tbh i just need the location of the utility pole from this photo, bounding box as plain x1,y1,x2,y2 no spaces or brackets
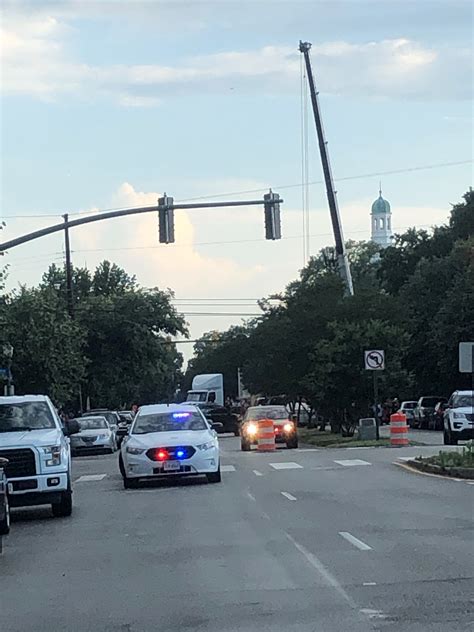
299,40,354,296
63,214,74,319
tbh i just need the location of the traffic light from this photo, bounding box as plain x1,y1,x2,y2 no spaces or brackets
264,190,281,240
158,194,175,244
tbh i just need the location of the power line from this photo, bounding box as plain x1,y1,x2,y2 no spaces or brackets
2,159,471,220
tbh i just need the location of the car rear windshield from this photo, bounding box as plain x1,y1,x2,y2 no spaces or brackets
403,402,417,409
0,402,56,432
245,407,289,421
83,412,117,425
132,411,207,434
421,398,446,407
78,417,108,430
453,395,474,408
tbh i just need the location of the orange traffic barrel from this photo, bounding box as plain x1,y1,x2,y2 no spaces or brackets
257,419,276,451
390,412,409,446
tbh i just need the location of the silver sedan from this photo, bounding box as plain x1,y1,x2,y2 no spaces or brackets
70,416,117,455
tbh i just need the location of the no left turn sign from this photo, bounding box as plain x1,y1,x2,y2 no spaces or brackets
365,350,385,370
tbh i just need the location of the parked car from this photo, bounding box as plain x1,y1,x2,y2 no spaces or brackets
432,401,449,430
443,390,474,445
70,416,117,455
240,405,298,450
399,401,417,426
0,457,10,541
82,410,120,435
413,396,447,429
0,395,79,518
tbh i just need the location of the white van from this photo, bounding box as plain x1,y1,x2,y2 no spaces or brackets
0,395,79,517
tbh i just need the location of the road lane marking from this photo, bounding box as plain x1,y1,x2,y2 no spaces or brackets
253,469,263,476
285,533,356,607
339,532,372,551
246,491,257,502
363,582,377,586
345,447,373,450
297,448,319,452
221,465,236,472
334,459,372,467
75,474,107,482
270,462,303,470
281,491,297,501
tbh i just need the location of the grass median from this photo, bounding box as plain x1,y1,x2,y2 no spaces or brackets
298,428,423,448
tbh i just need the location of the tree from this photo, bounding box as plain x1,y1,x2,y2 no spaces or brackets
92,260,136,296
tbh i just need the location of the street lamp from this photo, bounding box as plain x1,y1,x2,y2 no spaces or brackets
2,343,14,396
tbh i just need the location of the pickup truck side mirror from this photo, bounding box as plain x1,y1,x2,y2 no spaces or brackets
64,419,80,436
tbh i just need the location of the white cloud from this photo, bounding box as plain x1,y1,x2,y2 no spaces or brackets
0,6,470,103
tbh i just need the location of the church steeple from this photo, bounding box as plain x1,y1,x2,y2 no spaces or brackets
371,186,393,247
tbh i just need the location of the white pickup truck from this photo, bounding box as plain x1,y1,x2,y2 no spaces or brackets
0,395,79,517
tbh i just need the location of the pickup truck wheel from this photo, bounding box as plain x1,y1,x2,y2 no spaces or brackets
52,491,72,518
241,440,251,451
0,495,10,536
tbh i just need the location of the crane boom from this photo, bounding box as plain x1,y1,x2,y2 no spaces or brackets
299,40,354,296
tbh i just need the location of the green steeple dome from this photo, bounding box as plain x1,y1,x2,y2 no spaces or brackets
371,187,391,215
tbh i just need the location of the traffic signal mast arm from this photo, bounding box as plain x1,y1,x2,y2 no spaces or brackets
299,40,354,296
0,193,284,252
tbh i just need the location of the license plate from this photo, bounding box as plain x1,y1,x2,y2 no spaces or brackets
164,461,180,471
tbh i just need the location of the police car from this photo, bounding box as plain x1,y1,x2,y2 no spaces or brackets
119,404,222,488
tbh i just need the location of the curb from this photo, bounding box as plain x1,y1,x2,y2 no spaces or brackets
394,460,474,482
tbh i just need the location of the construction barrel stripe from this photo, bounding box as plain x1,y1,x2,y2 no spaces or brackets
257,419,276,451
390,412,409,446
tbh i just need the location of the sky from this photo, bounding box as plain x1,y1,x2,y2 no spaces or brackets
1,0,472,361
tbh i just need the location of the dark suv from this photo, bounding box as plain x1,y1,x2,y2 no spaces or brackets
188,403,240,436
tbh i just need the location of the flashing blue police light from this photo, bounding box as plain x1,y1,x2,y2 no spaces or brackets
176,449,185,459
172,412,190,419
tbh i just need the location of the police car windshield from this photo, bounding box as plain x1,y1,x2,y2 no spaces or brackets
0,402,56,431
132,411,207,434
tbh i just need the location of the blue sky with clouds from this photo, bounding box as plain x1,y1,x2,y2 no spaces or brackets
1,0,472,356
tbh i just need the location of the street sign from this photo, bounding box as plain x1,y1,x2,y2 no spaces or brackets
0,368,8,379
365,350,385,371
459,342,474,373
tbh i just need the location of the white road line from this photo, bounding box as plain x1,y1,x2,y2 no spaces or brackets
297,448,319,452
246,491,256,502
339,532,372,551
398,456,414,462
221,465,236,472
467,481,474,485
270,462,303,470
75,474,107,482
285,533,356,607
345,447,374,450
281,491,297,501
363,582,377,586
334,459,372,467
253,469,263,476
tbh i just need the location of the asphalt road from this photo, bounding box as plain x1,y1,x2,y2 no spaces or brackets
1,438,473,632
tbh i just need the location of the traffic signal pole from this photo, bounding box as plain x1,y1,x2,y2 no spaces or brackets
299,41,354,296
0,194,283,252
63,214,74,319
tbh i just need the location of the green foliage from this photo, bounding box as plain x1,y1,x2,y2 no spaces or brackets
3,260,187,410
185,189,473,419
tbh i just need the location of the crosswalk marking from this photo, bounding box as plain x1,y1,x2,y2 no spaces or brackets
253,470,263,476
76,474,107,482
270,462,304,470
221,465,236,472
334,459,372,467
